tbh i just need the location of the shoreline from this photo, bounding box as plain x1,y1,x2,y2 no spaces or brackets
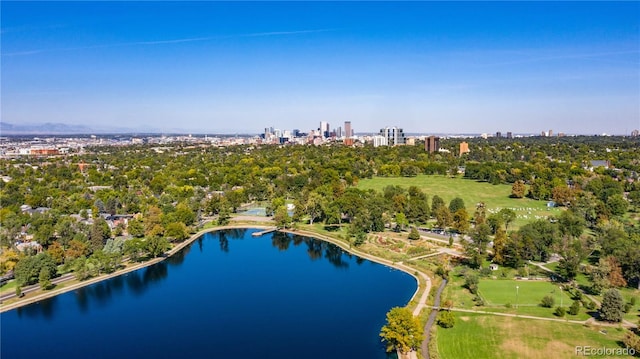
0,224,430,315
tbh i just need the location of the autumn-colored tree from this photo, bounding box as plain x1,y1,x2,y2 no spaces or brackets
66,239,90,262
607,256,628,288
552,185,575,206
493,227,507,265
435,206,452,229
47,241,65,264
511,180,526,198
379,307,423,354
144,206,163,236
452,208,470,234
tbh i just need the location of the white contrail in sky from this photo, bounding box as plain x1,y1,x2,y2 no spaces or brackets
2,29,334,56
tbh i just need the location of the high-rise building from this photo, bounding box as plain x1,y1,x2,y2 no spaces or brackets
372,135,388,147
345,121,352,139
631,129,640,137
460,142,470,156
549,129,553,137
320,121,330,138
425,136,440,153
379,127,405,146
336,126,342,138
496,132,502,138
506,132,513,139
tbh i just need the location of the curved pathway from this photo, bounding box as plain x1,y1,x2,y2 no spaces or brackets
420,279,448,359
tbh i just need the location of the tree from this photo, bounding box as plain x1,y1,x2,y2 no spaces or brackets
379,307,423,354
39,267,52,290
448,197,465,214
492,227,507,265
90,217,111,251
511,180,526,198
569,300,581,315
66,239,90,262
146,236,170,258
452,208,470,234
437,310,455,328
607,256,627,288
305,192,324,225
127,218,145,237
606,195,628,217
498,208,516,231
431,195,445,215
273,206,292,228
47,241,65,265
165,222,189,242
408,227,420,240
552,185,575,206
124,238,146,262
144,206,163,236
435,206,452,229
558,210,585,239
599,289,624,322
217,206,231,226
554,306,566,317
395,212,408,231
464,272,479,294
623,329,640,354
14,253,57,286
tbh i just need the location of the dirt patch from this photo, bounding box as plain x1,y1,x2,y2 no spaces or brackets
459,316,470,321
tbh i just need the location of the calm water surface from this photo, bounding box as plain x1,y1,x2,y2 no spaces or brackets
1,229,415,358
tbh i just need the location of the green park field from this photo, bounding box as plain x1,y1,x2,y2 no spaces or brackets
357,175,561,228
478,279,573,307
436,313,629,359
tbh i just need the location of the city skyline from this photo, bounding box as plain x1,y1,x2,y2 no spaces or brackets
2,2,639,135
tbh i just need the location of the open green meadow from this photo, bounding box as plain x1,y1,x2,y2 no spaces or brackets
357,175,560,228
436,313,629,359
478,279,573,307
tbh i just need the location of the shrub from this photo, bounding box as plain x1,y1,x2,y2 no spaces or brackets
437,310,455,328
473,296,485,306
464,273,479,294
572,289,583,301
554,306,566,317
408,227,420,240
541,295,555,308
624,303,632,313
630,297,637,306
586,300,597,311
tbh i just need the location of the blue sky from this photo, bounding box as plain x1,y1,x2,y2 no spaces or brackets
2,1,639,135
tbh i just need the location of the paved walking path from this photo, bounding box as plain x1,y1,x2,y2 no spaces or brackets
421,279,448,359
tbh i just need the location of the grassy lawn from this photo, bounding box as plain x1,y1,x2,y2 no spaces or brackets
436,313,629,359
0,280,17,296
357,175,561,228
479,279,573,307
477,279,594,320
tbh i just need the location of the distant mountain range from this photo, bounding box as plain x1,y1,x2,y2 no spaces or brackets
0,122,172,135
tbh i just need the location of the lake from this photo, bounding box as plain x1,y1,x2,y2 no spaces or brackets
1,228,416,359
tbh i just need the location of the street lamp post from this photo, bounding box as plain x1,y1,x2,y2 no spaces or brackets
559,286,563,308
516,285,519,310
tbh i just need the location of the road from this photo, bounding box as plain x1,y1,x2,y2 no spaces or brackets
0,273,75,302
